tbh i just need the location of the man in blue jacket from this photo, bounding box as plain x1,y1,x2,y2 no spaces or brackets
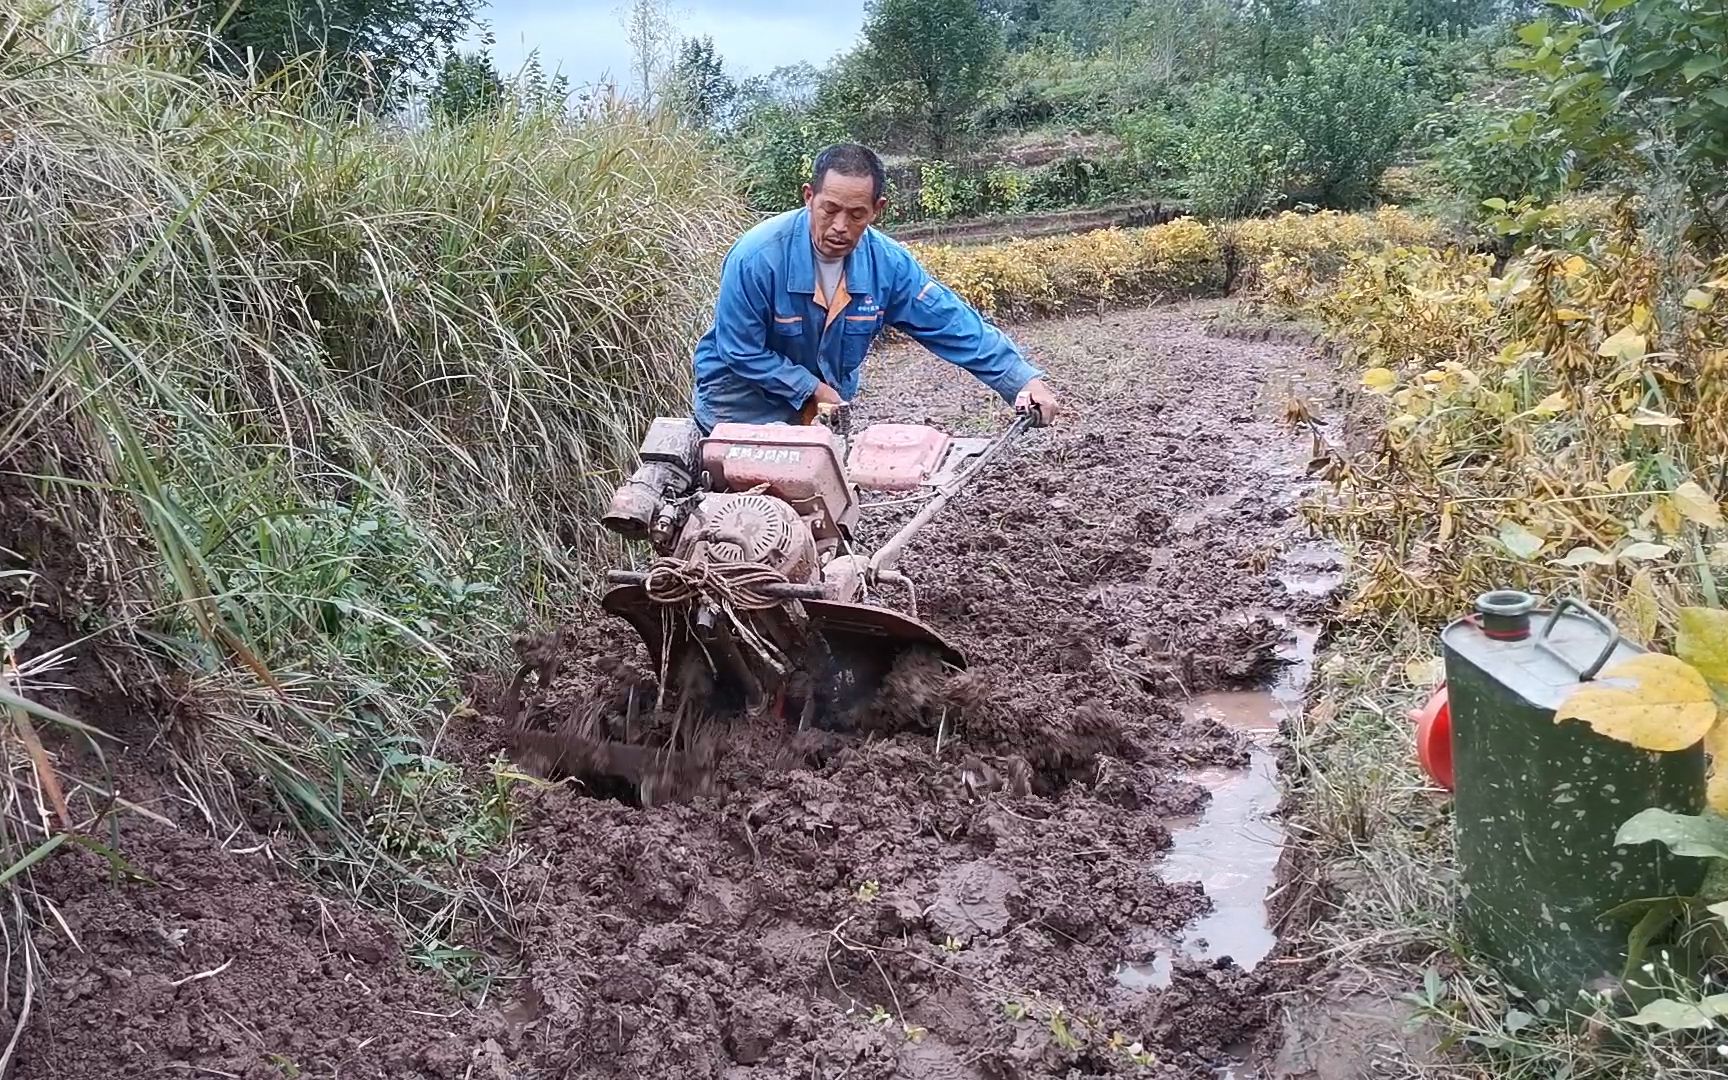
692,143,1059,432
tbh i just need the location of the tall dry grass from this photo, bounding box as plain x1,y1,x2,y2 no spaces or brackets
1,5,742,979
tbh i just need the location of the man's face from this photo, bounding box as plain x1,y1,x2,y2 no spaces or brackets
803,171,885,260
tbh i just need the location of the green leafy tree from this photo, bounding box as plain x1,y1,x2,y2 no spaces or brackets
1240,0,1316,82
430,47,503,122
1506,0,1728,241
1183,81,1290,218
194,0,480,100
1268,33,1418,207
666,36,737,131
862,0,1004,156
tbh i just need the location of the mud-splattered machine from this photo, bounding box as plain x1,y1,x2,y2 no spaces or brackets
598,405,1037,725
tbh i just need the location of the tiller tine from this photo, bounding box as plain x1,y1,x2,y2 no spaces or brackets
601,584,968,726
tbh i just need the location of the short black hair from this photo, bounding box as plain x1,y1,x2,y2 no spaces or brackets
811,143,886,202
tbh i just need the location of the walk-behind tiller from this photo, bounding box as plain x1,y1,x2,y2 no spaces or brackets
595,403,1040,729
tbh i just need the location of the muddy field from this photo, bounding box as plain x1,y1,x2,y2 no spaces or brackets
12,302,1343,1079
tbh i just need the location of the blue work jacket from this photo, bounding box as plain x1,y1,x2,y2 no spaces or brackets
692,207,1042,430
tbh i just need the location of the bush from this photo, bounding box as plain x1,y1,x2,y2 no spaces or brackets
730,103,846,212
1114,107,1189,185
1182,82,1289,219
1267,34,1420,208
1427,90,1573,217
908,208,1437,318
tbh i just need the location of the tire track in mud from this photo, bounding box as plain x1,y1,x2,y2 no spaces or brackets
478,302,1341,1079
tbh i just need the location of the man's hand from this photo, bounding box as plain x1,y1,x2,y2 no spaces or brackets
812,382,846,407
1014,378,1059,427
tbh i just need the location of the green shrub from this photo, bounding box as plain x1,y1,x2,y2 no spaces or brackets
918,160,963,217
1183,83,1290,219
1114,107,1189,184
730,104,846,212
1426,90,1572,215
1267,34,1419,208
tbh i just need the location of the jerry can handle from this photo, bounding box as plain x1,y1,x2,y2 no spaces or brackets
1535,596,1621,681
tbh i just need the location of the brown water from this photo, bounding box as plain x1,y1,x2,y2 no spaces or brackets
1116,607,1321,992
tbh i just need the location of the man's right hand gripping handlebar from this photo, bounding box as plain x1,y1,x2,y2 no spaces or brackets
1014,377,1059,427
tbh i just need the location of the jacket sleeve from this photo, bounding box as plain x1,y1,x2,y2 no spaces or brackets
712,248,820,407
881,244,1043,403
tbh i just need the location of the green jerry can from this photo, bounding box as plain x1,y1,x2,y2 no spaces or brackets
1442,590,1708,999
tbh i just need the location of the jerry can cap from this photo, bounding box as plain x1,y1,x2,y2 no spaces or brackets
1476,589,1537,640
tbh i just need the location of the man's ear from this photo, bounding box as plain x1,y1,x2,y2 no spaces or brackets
802,183,815,206
872,196,887,219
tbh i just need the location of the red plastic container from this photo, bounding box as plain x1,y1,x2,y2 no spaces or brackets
1411,685,1454,791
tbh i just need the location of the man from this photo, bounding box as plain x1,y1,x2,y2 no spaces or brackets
692,143,1059,432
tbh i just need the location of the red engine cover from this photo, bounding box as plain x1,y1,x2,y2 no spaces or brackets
846,424,952,492
700,424,858,537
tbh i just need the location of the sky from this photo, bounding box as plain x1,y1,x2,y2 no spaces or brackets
468,2,866,91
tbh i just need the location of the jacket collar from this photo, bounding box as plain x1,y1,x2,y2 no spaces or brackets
784,206,879,302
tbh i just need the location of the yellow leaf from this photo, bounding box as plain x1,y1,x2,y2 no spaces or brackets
1555,654,1716,751
1673,481,1724,528
1626,568,1661,641
1606,462,1637,491
1559,546,1615,567
1561,255,1589,278
1404,657,1443,687
1655,497,1685,537
1552,308,1590,322
1707,717,1728,814
1499,520,1545,560
1631,408,1682,428
1632,303,1654,332
1362,367,1396,393
1599,325,1648,362
1677,607,1728,687
1531,391,1569,415
1619,541,1674,562
1684,288,1716,312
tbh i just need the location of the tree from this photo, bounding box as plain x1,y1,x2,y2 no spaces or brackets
1267,33,1418,207
194,0,480,101
666,36,736,131
862,0,1004,156
619,0,679,105
1506,0,1728,243
431,43,504,123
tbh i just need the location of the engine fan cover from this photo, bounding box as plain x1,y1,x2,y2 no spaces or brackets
682,492,818,583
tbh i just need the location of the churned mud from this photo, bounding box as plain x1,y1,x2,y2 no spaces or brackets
11,302,1345,1079
467,302,1343,1079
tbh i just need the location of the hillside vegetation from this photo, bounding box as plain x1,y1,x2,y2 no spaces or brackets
2,11,740,963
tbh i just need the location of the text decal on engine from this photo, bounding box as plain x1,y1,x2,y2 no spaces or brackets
725,446,805,465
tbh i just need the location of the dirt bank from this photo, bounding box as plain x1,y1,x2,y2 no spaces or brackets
11,302,1340,1079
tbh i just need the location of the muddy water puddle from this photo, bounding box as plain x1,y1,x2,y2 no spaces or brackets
1117,745,1282,990
1279,542,1346,597
1117,593,1325,992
